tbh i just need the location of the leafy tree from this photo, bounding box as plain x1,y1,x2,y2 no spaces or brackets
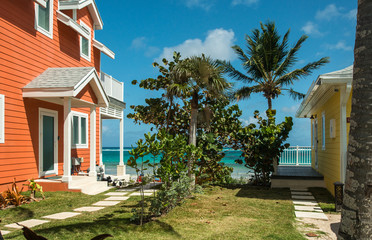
172,54,231,176
233,110,293,185
339,1,372,239
218,21,329,110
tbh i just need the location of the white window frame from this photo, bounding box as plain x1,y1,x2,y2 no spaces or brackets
322,112,326,150
35,0,54,39
72,111,88,149
0,94,4,144
80,21,91,62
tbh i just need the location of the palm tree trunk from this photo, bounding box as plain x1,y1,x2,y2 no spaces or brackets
188,91,198,177
267,98,272,110
339,1,372,239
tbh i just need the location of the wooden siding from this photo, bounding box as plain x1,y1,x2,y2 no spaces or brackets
311,92,341,195
76,83,98,104
0,0,102,189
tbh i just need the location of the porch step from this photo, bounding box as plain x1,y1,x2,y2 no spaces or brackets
68,176,111,195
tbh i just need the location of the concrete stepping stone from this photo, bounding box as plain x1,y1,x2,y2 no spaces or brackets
116,188,139,192
92,201,120,206
104,196,129,201
74,206,105,212
294,205,323,212
291,191,312,196
143,189,158,193
5,219,50,229
105,192,127,196
43,212,81,220
290,188,308,192
292,195,315,200
1,230,11,235
295,211,328,220
293,200,319,206
129,192,153,196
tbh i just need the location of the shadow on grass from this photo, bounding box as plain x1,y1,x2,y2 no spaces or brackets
233,185,292,201
5,217,182,240
3,206,34,221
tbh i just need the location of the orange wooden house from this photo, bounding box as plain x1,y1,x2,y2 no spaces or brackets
0,0,126,194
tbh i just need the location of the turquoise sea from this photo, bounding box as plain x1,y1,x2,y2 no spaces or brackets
102,147,251,179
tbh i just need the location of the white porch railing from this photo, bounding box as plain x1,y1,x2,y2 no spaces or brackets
100,72,123,101
279,146,312,166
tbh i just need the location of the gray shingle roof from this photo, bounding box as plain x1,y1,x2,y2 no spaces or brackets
24,67,95,89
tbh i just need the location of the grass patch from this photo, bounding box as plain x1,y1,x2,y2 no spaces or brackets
308,187,338,214
1,186,305,240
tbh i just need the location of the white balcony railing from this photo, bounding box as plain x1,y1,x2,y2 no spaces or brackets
279,146,312,166
100,72,123,102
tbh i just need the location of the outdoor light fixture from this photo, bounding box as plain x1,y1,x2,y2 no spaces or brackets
310,115,314,119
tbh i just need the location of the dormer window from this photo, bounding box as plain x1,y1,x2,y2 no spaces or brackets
80,21,91,62
35,0,54,39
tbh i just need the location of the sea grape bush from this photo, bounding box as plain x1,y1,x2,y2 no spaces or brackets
233,110,293,185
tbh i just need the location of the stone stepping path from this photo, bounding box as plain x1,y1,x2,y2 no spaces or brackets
5,219,50,229
1,184,159,235
105,192,128,196
129,192,153,196
43,212,81,220
92,200,121,206
105,196,129,201
291,188,328,221
1,230,11,235
74,206,105,212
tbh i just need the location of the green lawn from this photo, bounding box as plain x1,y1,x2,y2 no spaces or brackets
1,186,305,240
308,187,338,214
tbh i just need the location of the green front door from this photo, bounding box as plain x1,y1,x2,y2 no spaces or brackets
40,109,58,176
43,115,54,172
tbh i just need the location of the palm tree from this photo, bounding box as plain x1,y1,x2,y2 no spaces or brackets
338,1,372,239
218,21,329,110
173,54,231,176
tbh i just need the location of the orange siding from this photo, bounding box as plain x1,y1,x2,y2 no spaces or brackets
0,0,102,189
76,84,98,104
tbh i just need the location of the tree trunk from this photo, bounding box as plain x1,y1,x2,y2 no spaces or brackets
339,1,372,239
267,98,272,110
188,92,198,177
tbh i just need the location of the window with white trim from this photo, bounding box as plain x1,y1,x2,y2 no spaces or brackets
322,112,325,150
72,112,88,148
35,0,54,39
0,94,4,144
80,21,91,61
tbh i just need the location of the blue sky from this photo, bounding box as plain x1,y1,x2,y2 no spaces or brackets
95,0,357,147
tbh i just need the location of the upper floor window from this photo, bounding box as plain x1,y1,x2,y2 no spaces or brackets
80,21,91,61
72,112,88,148
35,0,54,39
0,94,4,144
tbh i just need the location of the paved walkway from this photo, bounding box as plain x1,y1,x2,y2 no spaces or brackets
1,185,157,236
291,188,328,220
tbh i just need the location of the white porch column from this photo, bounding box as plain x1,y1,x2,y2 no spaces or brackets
340,83,352,183
117,117,126,176
99,114,103,166
62,97,72,182
89,106,97,177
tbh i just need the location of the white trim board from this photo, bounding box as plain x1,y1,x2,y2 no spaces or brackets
0,94,4,143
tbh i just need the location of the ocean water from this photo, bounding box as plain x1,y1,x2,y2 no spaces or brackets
102,147,251,179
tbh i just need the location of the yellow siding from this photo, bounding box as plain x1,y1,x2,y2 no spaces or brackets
311,92,341,195
346,92,352,143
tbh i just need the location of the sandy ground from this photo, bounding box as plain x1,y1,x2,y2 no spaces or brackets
296,214,341,240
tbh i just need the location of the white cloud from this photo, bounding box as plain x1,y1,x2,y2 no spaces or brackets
158,28,236,61
346,9,357,20
184,0,213,11
240,116,258,126
315,4,341,21
282,104,300,114
131,37,147,49
325,41,353,51
232,0,259,6
130,37,160,57
301,21,322,36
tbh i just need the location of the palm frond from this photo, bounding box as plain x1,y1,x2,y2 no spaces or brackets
217,60,256,84
232,85,261,101
277,56,330,85
285,88,306,101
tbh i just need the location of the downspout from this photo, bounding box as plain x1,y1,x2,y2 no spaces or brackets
340,82,352,183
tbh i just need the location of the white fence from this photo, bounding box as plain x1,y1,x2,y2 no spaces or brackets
101,72,123,101
279,146,312,166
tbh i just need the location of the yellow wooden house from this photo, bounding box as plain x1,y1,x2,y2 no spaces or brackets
296,65,353,195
